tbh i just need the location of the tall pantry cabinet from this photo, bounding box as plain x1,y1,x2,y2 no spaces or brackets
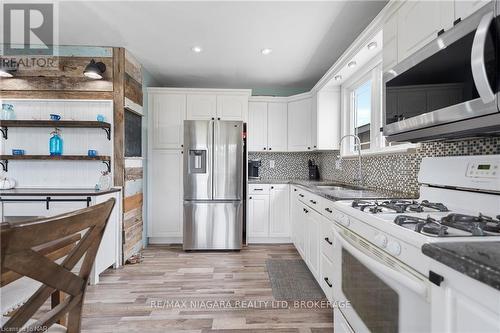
148,88,251,243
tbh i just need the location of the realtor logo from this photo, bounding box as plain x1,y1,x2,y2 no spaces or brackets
3,3,54,55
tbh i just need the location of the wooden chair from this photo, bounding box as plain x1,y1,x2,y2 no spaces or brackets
1,198,115,333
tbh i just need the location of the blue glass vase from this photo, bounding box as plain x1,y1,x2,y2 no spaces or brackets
49,129,63,156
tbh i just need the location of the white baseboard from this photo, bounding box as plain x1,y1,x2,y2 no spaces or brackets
148,237,182,244
248,237,292,244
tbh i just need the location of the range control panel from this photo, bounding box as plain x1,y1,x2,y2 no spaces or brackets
466,162,499,179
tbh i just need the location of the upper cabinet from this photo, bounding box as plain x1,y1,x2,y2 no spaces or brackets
267,102,288,152
151,92,186,149
217,94,249,121
248,101,268,152
397,0,454,63
288,96,312,151
187,94,217,120
313,88,341,150
383,11,398,72
455,0,490,21
248,99,288,152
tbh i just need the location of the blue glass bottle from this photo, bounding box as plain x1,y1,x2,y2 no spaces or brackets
49,129,63,156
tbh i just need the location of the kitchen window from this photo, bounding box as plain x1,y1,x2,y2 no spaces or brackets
352,80,372,151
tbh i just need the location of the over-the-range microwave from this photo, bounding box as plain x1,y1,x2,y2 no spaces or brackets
383,0,500,142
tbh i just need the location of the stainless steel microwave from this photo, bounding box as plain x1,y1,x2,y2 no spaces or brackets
383,0,500,142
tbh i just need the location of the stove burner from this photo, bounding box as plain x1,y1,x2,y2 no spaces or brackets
352,199,449,214
441,213,500,236
394,215,449,237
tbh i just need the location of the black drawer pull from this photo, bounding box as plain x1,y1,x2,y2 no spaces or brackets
254,188,263,191
299,194,304,198
325,208,333,213
294,189,297,192
324,277,333,288
303,208,309,213
324,237,332,245
310,200,317,204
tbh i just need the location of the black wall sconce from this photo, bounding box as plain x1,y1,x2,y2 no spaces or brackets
83,59,106,79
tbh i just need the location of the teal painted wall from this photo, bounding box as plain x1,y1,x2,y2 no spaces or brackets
251,87,309,97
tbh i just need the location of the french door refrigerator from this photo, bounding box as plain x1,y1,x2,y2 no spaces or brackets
183,120,244,250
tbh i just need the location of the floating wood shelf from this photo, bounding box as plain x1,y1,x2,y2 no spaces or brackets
0,120,112,140
0,155,111,172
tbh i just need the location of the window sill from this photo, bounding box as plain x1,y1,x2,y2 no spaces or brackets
341,143,418,158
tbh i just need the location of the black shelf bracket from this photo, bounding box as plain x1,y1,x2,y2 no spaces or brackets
102,127,111,140
0,160,8,172
1,127,7,140
102,160,111,172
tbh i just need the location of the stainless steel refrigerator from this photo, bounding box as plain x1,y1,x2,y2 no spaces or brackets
183,120,244,250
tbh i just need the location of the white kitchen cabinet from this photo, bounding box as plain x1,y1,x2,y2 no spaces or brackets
290,187,305,258
186,94,217,120
217,94,248,121
455,0,490,21
397,0,454,62
151,92,186,149
269,184,290,237
430,260,500,333
149,150,183,240
313,88,341,150
320,253,334,301
383,10,398,72
288,97,312,151
267,102,288,152
247,194,270,238
248,102,268,152
305,208,321,279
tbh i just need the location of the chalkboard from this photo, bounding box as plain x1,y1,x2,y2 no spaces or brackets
125,110,142,157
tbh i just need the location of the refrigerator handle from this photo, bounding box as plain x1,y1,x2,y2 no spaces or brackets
208,119,214,199
213,119,219,198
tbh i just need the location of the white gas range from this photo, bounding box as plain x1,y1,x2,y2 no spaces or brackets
329,155,500,333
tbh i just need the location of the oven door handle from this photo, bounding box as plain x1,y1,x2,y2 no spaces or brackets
471,11,496,104
332,226,428,297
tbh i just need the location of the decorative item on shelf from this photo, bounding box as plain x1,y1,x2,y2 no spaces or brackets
98,171,112,191
12,149,25,156
96,114,105,122
2,104,15,120
0,173,16,190
87,149,98,157
49,128,63,156
49,114,61,121
83,59,106,79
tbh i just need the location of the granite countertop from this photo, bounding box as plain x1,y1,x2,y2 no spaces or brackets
422,242,500,291
0,187,121,197
248,178,414,201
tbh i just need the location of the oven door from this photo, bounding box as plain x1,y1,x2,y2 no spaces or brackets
332,224,431,333
384,2,499,141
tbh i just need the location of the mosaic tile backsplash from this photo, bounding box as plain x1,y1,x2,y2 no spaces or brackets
250,137,500,196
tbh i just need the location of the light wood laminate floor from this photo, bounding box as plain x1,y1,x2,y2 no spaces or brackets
82,244,334,333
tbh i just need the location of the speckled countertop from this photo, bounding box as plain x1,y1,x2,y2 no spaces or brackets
422,242,500,291
248,178,414,201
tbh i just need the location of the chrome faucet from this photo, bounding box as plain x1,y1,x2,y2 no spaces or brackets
338,134,364,186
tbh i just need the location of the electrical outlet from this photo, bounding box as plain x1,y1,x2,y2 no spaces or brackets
335,160,341,170
270,160,275,168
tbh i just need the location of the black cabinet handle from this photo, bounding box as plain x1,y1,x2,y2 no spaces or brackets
269,147,272,151
314,145,317,148
325,208,332,213
263,147,267,150
453,17,461,26
294,189,297,192
211,117,215,120
437,28,445,36
249,196,252,199
324,237,332,245
303,208,309,213
299,194,304,198
324,277,333,288
254,188,263,191
217,117,221,120
270,186,274,189
310,200,317,204
307,147,311,150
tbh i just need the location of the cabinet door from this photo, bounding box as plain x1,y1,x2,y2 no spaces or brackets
150,150,183,237
288,98,312,151
216,95,248,121
383,11,398,71
248,102,268,152
397,0,454,62
187,94,217,120
455,0,489,21
247,194,270,238
267,102,288,152
306,210,321,279
269,185,289,238
152,93,186,149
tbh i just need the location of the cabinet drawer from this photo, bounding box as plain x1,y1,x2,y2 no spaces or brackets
320,253,334,302
248,184,270,195
305,193,321,210
320,219,335,262
319,197,336,220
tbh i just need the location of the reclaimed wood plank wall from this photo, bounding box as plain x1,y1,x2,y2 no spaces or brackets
122,50,144,261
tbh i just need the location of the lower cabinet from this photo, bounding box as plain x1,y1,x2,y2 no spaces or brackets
247,184,290,243
149,149,183,242
304,206,321,279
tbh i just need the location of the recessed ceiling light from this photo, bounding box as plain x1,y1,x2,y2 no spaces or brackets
191,46,203,53
347,60,357,68
367,41,377,50
334,75,342,81
261,48,272,55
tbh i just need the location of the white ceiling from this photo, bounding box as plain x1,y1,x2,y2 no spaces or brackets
58,1,387,93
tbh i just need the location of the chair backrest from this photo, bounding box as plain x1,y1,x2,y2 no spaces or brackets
1,198,115,333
